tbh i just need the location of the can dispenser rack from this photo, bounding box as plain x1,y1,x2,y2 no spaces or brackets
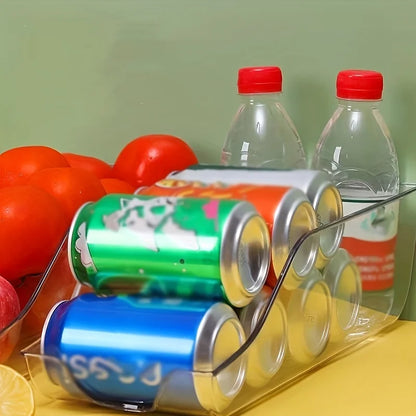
1,184,415,415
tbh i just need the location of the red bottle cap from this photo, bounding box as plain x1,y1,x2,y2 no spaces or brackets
336,69,383,100
237,66,283,94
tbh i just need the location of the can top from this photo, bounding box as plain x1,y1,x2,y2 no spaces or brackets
220,201,271,307
322,248,362,333
271,188,319,287
193,302,246,412
237,66,283,94
307,174,343,266
285,268,331,363
336,69,383,100
41,299,69,357
239,287,287,387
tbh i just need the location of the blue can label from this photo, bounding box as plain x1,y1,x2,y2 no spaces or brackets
42,295,215,405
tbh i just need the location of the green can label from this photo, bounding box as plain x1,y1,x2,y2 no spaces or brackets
69,194,242,300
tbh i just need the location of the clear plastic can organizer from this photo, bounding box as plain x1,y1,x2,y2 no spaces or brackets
9,184,416,415
0,236,87,375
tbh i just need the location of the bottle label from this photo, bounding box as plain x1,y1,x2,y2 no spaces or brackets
340,200,399,291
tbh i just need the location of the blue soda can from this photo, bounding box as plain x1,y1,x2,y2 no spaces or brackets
41,294,247,413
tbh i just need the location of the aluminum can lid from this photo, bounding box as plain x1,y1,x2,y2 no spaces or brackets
284,268,331,362
322,248,362,341
220,201,271,307
193,302,246,412
239,287,287,387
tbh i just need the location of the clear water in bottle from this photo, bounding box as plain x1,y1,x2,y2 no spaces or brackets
313,100,399,200
221,66,306,169
312,69,400,319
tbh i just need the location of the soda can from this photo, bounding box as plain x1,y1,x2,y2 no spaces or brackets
238,286,287,388
167,166,343,269
41,294,247,413
279,268,332,363
68,194,270,308
138,180,319,289
322,248,362,342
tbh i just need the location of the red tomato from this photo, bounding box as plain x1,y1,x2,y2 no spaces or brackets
112,134,198,188
12,274,42,312
28,167,106,225
100,178,135,194
63,152,113,179
0,185,68,282
19,246,83,336
0,146,69,188
12,232,92,338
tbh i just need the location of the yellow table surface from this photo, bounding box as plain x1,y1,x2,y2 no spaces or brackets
33,320,416,416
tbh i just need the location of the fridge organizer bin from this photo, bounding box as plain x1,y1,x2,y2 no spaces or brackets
0,234,88,374
16,185,416,414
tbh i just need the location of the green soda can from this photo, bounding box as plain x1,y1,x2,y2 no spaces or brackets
68,194,270,307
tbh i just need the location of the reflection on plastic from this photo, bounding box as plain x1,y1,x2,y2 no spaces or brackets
41,295,246,413
280,269,331,363
239,287,287,387
16,185,416,415
322,248,362,342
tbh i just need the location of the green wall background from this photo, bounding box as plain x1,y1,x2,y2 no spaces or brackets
1,0,416,316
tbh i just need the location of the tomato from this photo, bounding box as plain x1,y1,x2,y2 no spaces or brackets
100,178,135,194
18,245,82,336
28,167,106,225
13,274,42,312
0,146,69,188
0,185,68,282
13,230,91,338
112,134,198,188
63,152,113,179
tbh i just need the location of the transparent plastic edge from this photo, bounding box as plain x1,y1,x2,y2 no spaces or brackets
16,184,416,415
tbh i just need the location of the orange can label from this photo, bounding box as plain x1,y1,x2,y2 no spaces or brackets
140,179,291,230
139,179,294,286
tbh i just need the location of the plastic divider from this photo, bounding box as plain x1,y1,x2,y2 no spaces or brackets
4,185,416,415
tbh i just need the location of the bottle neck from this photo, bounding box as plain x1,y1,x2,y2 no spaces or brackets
239,92,282,104
337,98,381,111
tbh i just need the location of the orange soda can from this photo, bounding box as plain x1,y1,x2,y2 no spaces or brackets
137,179,319,288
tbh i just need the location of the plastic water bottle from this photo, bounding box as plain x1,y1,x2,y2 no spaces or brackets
311,69,400,317
221,66,307,168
